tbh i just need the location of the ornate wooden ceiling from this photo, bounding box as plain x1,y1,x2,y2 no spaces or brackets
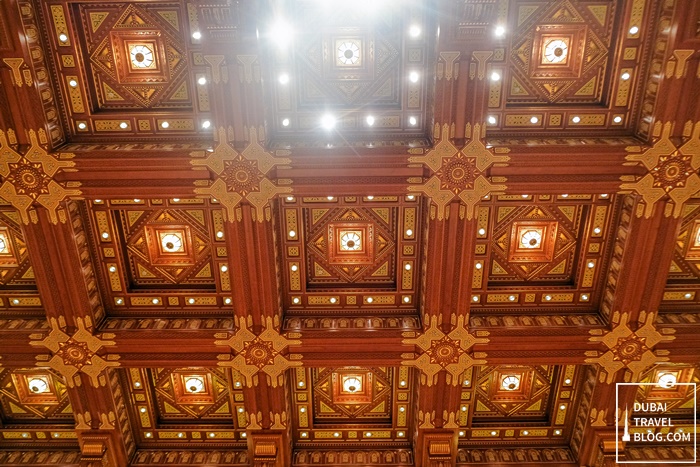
0,0,698,466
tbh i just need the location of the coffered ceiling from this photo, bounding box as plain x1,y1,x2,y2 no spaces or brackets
0,0,698,466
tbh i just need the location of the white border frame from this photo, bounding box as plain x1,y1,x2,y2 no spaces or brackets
616,382,696,464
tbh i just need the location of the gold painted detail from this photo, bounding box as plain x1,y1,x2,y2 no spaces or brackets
402,315,488,386
30,317,119,388
585,312,674,384
191,127,292,221
622,122,700,218
215,316,301,387
408,123,509,220
0,129,80,224
2,58,32,87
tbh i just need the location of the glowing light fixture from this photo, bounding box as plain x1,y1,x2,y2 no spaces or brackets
185,377,205,393
409,25,421,37
494,25,506,37
28,377,49,394
658,372,677,388
501,375,520,391
343,376,362,393
321,114,336,130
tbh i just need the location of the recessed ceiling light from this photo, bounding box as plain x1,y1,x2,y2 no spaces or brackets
407,195,415,200
69,79,78,88
161,121,169,128
544,295,552,301
523,430,529,435
145,432,152,438
278,73,290,84
134,381,141,388
405,263,411,270
508,295,516,301
109,266,116,273
282,118,290,127
530,116,539,124
403,296,410,303
366,115,375,126
202,120,211,129
629,26,639,35
291,264,298,272
555,430,561,435
78,122,87,130
572,116,581,123
406,229,413,236
152,298,159,304
209,433,216,438
58,33,68,43
366,297,374,303
560,404,566,410
409,116,417,126
101,232,109,239
119,122,128,129
270,20,294,49
321,114,336,130
621,72,631,80
216,231,224,238
188,298,195,304
140,407,147,413
333,432,340,437
197,76,207,85
192,31,202,40
613,116,623,123
221,265,228,272
494,25,506,37
133,199,141,202
330,297,337,303
478,228,486,235
565,378,572,384
488,116,496,125
225,298,232,305
399,380,406,386
491,431,497,436
327,196,334,201
409,25,421,37
409,71,419,83
116,298,124,305
398,431,405,437
684,293,692,298
289,230,296,237
178,432,184,438
293,297,300,304
581,294,589,301
587,261,595,268
490,71,501,81
472,295,479,302
593,227,601,234
241,433,247,438
475,262,482,270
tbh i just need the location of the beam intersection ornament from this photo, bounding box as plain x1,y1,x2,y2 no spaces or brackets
215,316,302,387
621,121,700,218
0,129,81,224
191,126,292,221
401,315,489,386
29,317,119,387
408,123,509,220
585,312,675,384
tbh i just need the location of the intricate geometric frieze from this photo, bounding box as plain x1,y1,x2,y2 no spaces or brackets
402,315,488,386
191,127,292,221
0,130,80,224
408,123,509,220
215,316,301,387
622,122,700,218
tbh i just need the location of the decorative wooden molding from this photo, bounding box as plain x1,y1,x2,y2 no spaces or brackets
0,130,80,224
408,123,509,220
401,315,488,386
585,312,675,383
621,121,700,218
215,316,301,387
191,126,291,221
29,317,119,388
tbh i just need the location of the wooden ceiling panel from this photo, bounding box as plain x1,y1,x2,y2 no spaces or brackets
0,208,42,315
662,200,700,310
120,368,248,445
292,366,414,445
281,196,423,315
85,200,232,316
38,1,208,140
471,194,616,311
262,0,433,145
0,368,72,423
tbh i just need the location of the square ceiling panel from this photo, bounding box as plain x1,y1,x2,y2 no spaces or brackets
280,196,423,315
85,199,232,316
262,0,432,145
121,368,248,445
0,369,73,423
292,367,414,444
662,201,700,310
38,1,210,140
470,194,616,312
0,208,42,316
